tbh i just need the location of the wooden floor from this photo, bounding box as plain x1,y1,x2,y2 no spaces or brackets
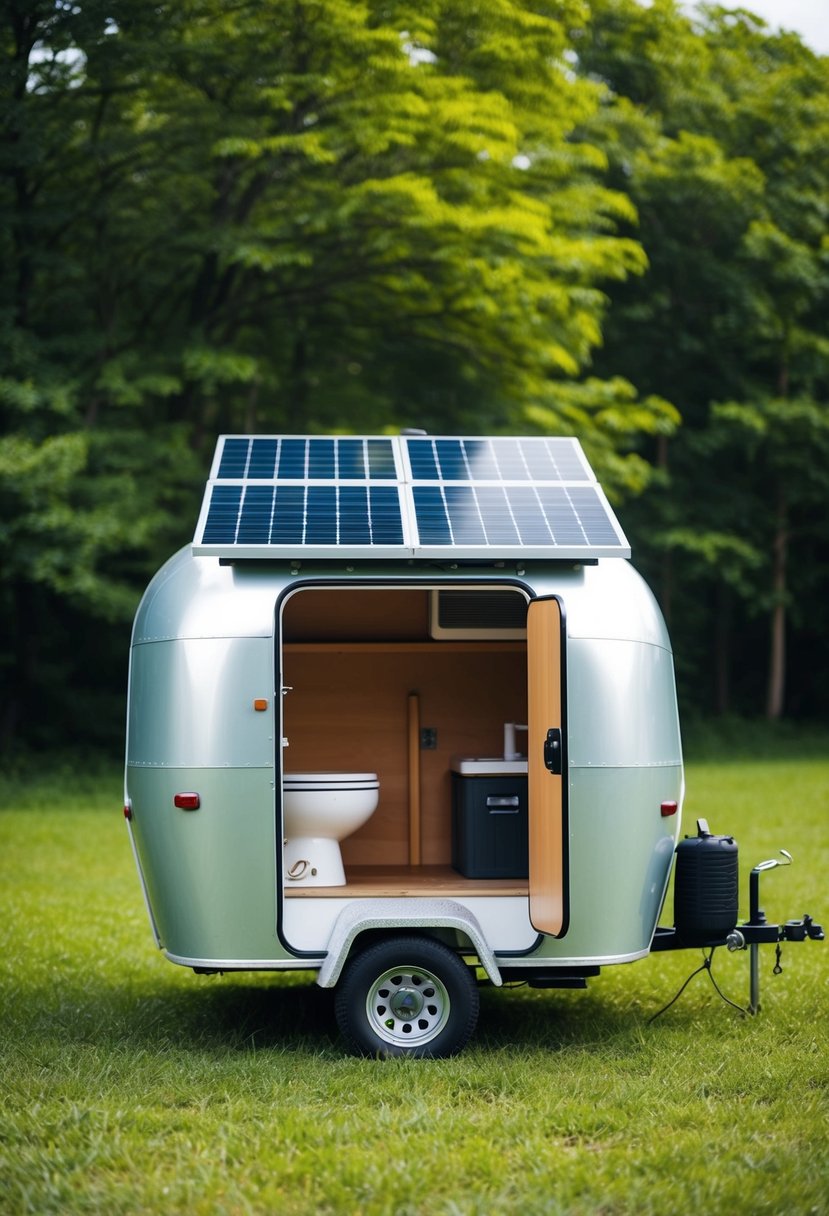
283,864,529,899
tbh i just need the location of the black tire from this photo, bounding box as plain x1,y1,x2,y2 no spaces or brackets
334,935,480,1058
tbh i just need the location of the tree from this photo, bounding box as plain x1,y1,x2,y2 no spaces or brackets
575,0,829,718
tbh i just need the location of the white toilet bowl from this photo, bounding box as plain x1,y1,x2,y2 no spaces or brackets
282,772,379,886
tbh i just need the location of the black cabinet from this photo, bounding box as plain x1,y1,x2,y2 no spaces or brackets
451,774,529,879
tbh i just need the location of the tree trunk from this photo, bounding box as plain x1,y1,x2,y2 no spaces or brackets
714,582,731,715
288,330,309,431
656,435,672,625
765,487,788,720
244,378,260,433
0,581,36,752
661,554,673,627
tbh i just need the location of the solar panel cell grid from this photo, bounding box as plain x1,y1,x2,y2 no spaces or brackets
477,487,521,545
214,437,400,482
509,487,553,544
369,486,405,543
216,439,250,480
404,436,592,483
247,439,278,479
201,484,242,543
237,485,273,543
271,486,304,544
567,486,624,546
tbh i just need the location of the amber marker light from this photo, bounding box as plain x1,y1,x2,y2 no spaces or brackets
253,698,268,711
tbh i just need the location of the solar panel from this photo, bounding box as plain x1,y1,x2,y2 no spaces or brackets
402,437,628,558
193,434,630,560
198,481,406,552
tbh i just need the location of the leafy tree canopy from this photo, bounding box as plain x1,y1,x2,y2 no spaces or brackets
1,0,678,748
3,0,828,746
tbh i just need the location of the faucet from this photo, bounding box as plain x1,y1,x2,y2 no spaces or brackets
503,722,528,760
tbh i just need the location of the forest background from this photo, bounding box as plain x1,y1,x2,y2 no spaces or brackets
2,0,829,756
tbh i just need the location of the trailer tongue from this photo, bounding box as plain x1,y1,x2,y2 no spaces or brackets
652,821,824,1016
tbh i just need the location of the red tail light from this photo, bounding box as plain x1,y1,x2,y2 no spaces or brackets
174,792,201,811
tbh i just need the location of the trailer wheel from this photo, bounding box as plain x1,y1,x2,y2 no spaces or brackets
334,936,479,1058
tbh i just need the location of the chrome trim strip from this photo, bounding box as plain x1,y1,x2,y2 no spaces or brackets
165,951,325,970
495,948,649,967
163,946,649,972
125,819,163,949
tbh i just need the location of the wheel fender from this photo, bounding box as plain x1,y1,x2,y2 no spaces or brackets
316,898,502,989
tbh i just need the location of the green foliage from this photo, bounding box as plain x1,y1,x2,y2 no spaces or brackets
13,0,645,435
0,0,680,751
526,376,679,499
576,0,829,718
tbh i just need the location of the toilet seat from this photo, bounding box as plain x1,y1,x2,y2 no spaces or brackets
283,772,379,792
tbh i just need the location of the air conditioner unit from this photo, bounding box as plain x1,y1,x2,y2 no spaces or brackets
429,589,528,640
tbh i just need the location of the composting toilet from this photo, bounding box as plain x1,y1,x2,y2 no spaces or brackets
282,772,380,886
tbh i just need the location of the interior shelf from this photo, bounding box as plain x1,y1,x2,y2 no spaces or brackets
282,641,525,653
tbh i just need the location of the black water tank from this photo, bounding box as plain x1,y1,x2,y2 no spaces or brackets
674,819,739,946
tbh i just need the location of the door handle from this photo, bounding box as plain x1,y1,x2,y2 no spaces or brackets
544,728,562,775
486,796,521,813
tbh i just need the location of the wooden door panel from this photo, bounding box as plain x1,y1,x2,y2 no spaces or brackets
527,597,565,936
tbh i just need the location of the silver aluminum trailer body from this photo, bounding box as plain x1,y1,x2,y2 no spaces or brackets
125,548,683,975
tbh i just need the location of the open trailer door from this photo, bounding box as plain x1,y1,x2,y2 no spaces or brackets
527,596,566,937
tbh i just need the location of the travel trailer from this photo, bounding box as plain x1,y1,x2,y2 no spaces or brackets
124,434,822,1056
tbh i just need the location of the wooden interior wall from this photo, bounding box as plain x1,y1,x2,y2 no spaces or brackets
281,646,527,866
282,588,431,641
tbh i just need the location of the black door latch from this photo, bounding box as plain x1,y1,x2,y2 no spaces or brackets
544,728,562,775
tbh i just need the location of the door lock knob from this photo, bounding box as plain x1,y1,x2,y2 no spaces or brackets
544,728,562,775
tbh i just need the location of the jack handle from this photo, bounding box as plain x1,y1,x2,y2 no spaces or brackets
749,849,792,925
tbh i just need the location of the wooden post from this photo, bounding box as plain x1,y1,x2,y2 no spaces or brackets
408,692,422,866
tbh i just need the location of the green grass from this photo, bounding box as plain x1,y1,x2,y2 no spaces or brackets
1,740,828,1216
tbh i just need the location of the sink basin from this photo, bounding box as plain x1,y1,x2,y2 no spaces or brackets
451,757,528,776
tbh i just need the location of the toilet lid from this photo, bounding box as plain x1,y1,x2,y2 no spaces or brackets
283,771,379,790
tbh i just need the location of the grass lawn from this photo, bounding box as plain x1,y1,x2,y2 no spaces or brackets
1,735,827,1215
